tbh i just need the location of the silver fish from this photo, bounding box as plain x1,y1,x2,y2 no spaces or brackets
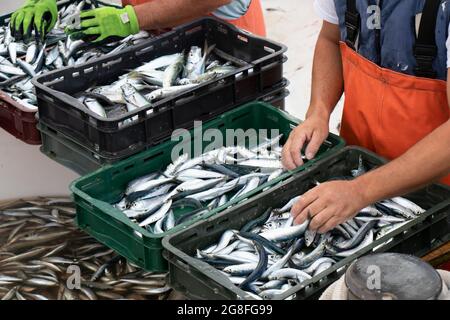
0,56,14,67
26,43,38,64
45,46,60,66
390,197,425,215
84,98,107,118
163,53,185,88
223,263,258,276
125,177,174,196
147,84,197,101
268,268,312,282
8,42,16,64
125,196,168,218
259,222,309,242
139,200,173,227
121,83,151,109
176,168,225,181
186,181,239,202
136,53,183,73
16,59,36,77
0,64,25,76
184,46,203,79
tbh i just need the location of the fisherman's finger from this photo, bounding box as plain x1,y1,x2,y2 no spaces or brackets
80,10,97,19
310,208,333,232
22,12,34,41
318,216,340,234
34,11,46,37
281,139,296,170
10,12,18,33
68,31,85,41
292,192,318,222
92,34,106,43
302,201,328,230
305,128,325,161
81,26,101,36
290,131,307,168
13,11,25,33
80,18,99,29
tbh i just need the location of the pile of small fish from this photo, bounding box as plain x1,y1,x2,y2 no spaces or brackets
0,0,152,110
194,160,426,300
77,42,238,121
0,197,170,300
113,135,287,234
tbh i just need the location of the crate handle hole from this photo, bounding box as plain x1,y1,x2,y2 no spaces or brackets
237,35,249,43
84,67,94,74
136,45,154,56
102,58,122,69
112,170,120,178
263,46,276,54
185,25,202,36
142,151,164,163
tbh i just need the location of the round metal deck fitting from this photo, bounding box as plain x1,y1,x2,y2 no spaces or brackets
345,253,442,300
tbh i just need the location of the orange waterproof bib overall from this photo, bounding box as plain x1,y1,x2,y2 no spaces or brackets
339,0,450,186
340,43,450,185
122,0,266,37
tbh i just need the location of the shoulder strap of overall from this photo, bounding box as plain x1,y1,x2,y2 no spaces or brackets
414,0,441,79
345,0,360,49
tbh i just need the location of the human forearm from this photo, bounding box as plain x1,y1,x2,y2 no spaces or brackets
354,120,450,204
291,120,450,233
134,0,231,30
307,21,344,121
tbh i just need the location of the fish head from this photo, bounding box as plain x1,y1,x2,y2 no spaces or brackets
187,46,202,63
305,229,317,247
121,83,137,97
128,201,145,212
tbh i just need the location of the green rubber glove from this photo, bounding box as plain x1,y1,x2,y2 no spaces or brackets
66,5,140,43
10,0,58,42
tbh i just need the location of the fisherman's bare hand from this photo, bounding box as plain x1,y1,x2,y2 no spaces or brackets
291,180,368,234
282,115,329,170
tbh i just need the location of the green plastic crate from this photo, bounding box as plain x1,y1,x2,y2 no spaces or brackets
71,102,345,272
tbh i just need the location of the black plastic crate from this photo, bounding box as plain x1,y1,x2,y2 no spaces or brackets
162,147,450,300
38,85,290,175
33,17,287,160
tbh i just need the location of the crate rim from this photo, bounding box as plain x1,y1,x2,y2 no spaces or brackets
36,75,289,133
37,80,291,163
161,146,450,300
69,101,308,240
32,17,288,124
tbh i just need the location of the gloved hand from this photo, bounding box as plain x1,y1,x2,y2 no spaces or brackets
66,5,140,43
10,0,58,42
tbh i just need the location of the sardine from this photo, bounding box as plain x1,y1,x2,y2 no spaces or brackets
139,200,172,227
8,42,16,64
16,59,36,77
84,97,107,118
121,83,150,109
26,43,37,64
